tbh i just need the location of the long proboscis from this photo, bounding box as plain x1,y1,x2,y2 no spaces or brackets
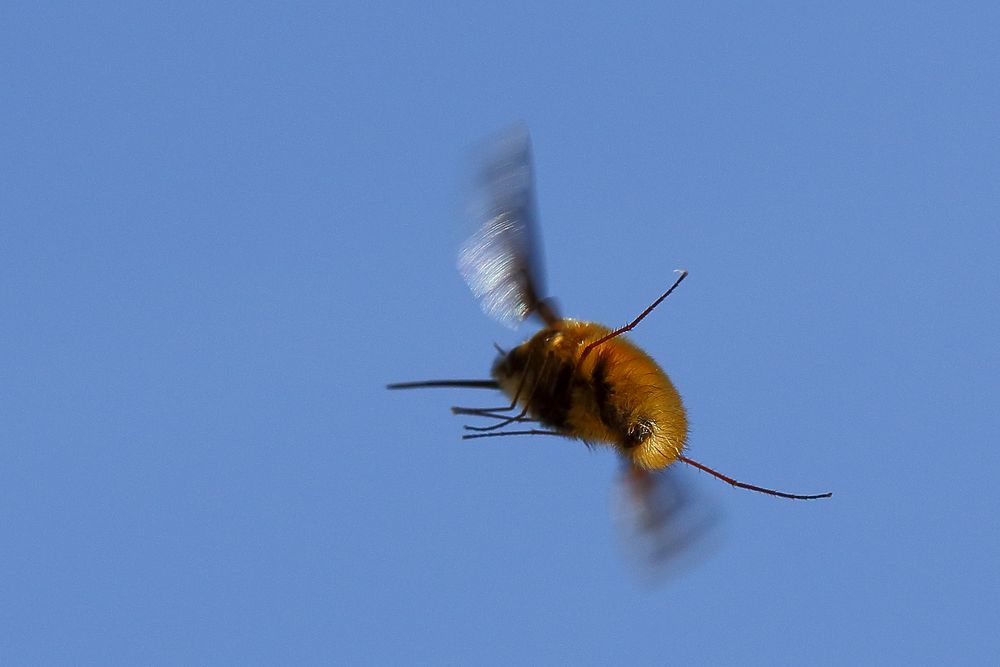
678,455,832,500
386,379,500,390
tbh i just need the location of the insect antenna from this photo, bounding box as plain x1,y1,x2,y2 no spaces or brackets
678,455,832,500
580,269,689,363
387,380,500,390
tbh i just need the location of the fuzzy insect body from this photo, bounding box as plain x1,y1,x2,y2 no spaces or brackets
493,320,686,471
389,126,830,503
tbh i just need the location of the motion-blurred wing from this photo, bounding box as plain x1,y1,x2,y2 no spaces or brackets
612,464,718,583
458,127,558,328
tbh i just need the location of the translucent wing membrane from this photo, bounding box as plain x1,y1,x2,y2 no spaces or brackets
458,126,557,328
612,465,718,583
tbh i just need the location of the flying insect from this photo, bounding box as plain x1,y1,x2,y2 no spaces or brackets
389,127,831,503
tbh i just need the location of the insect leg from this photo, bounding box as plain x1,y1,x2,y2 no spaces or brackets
451,403,543,421
579,269,688,363
451,406,517,417
462,350,552,432
451,343,542,417
678,455,832,500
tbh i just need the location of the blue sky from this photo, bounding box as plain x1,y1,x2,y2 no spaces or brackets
3,2,999,664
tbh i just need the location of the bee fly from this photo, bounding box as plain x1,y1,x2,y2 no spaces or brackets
389,127,831,503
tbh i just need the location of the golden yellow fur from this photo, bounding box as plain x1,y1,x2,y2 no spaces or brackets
492,319,687,470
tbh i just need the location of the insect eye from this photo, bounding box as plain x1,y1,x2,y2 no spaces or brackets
625,419,654,448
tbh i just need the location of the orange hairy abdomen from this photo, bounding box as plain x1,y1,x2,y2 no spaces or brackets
492,319,688,470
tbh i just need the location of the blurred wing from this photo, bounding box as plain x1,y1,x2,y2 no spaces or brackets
458,127,557,328
612,464,719,583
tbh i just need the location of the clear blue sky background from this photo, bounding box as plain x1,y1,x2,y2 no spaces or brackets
3,3,998,664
